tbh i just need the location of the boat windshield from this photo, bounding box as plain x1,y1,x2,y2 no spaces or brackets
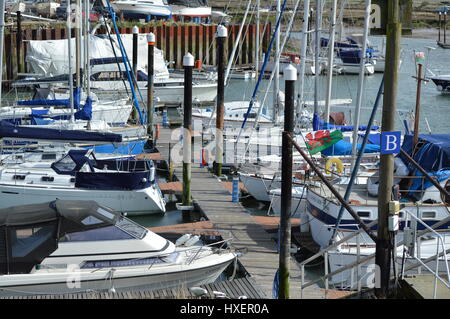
115,216,148,239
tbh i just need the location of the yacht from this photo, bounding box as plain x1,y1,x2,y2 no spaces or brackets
429,75,450,94
0,149,166,215
302,134,450,287
0,200,237,296
168,0,211,23
110,0,172,20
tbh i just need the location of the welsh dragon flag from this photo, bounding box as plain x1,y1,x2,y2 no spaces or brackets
305,130,343,155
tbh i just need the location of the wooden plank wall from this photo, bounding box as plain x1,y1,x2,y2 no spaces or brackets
3,23,271,86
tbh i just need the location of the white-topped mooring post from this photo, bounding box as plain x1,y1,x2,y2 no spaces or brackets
279,64,297,299
147,32,156,144
181,53,194,221
216,25,227,177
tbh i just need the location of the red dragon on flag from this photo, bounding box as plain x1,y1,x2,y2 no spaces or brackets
305,130,343,155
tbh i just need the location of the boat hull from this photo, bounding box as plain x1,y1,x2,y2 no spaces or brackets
0,183,166,215
0,254,235,296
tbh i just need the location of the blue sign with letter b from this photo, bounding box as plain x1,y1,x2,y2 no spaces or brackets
380,131,401,154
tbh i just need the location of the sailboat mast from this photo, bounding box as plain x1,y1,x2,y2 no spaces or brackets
84,0,91,97
296,0,310,125
75,0,82,91
273,0,281,124
255,0,260,79
313,0,322,130
67,0,75,123
324,0,337,126
0,0,5,103
350,0,371,167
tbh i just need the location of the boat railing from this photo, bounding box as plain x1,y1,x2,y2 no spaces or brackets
400,209,450,298
184,238,235,266
312,174,449,206
297,215,450,298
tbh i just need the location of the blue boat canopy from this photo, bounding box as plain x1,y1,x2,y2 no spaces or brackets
0,120,122,143
400,134,450,172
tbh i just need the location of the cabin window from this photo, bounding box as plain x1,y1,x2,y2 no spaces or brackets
81,216,104,226
10,224,56,258
42,154,57,160
357,211,371,219
60,225,134,242
421,211,436,219
96,207,115,221
115,217,148,239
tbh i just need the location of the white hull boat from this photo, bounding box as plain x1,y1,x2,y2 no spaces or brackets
337,62,375,75
0,149,166,215
91,76,218,104
0,200,237,296
268,186,308,217
0,98,133,125
110,0,172,18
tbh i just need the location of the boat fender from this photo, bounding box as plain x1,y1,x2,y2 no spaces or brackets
155,124,161,140
175,234,192,246
437,85,443,92
149,166,156,182
325,158,344,174
184,235,201,246
367,176,379,197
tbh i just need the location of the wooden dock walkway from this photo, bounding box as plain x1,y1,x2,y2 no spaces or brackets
153,125,345,299
0,277,265,300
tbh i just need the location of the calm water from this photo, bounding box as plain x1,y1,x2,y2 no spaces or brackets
225,35,450,134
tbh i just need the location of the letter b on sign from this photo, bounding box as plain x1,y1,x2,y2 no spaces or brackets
380,131,401,154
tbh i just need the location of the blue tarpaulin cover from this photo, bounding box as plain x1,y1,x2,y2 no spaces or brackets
400,134,450,171
321,139,380,156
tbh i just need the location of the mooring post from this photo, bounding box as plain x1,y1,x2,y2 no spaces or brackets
215,25,227,177
278,64,297,299
232,176,239,203
131,25,139,121
16,11,22,74
376,0,401,299
445,12,447,44
181,53,194,221
439,12,442,44
412,53,427,153
146,32,155,145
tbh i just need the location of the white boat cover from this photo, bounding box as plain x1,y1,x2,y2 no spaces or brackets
26,34,169,78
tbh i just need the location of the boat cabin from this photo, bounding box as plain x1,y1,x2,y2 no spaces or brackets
0,200,123,275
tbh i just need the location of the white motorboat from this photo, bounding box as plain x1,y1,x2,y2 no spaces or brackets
429,75,450,94
168,0,212,22
0,200,237,296
336,62,375,75
0,149,166,215
110,0,172,20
